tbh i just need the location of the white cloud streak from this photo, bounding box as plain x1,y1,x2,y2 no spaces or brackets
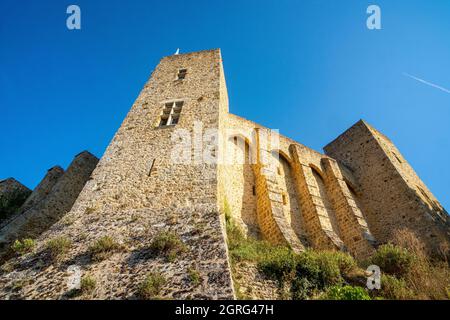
403,72,450,94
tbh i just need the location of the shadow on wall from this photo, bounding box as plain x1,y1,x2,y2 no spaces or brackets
229,136,259,238
271,151,308,245
310,165,341,238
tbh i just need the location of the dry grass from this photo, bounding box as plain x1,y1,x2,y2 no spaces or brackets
45,236,72,262
88,236,122,261
376,229,450,300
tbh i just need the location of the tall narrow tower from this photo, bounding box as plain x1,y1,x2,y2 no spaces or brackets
0,49,234,299
324,120,449,255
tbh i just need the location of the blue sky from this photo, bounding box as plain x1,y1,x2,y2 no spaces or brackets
0,0,449,209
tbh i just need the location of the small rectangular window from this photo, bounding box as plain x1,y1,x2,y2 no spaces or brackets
282,194,287,205
158,101,183,127
177,69,187,80
148,159,156,176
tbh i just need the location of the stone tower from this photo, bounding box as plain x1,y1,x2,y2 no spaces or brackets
324,120,450,255
0,49,448,300
0,49,234,299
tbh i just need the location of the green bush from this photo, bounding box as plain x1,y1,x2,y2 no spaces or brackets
257,249,358,299
89,236,122,261
258,247,297,281
377,274,414,300
322,285,371,300
292,277,315,300
225,211,286,265
332,251,358,274
314,253,342,287
46,236,72,261
224,209,365,300
225,209,245,251
137,272,166,299
230,238,272,262
295,250,355,289
370,244,415,277
11,239,35,255
149,231,187,262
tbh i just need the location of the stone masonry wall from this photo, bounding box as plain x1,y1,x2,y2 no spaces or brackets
1,49,448,299
0,50,234,299
324,120,450,256
289,144,345,250
321,158,375,259
0,179,31,224
222,113,376,258
16,166,65,217
0,152,98,259
220,137,259,237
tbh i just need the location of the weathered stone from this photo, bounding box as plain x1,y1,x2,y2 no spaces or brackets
18,166,64,216
0,49,448,299
0,152,98,254
0,178,31,224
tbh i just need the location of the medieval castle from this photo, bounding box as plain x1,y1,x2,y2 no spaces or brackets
0,49,448,299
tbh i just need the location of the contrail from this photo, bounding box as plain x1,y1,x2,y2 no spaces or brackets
403,72,450,94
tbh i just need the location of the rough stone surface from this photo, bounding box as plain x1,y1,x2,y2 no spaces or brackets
0,49,448,299
0,152,98,257
324,120,450,256
0,179,31,224
233,262,280,300
0,50,234,300
17,166,65,217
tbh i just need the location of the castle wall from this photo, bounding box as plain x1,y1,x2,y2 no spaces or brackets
0,152,98,257
0,178,31,224
271,152,307,244
15,166,64,217
222,114,305,251
321,158,376,259
289,144,345,250
324,120,450,255
221,137,259,237
0,50,235,299
221,113,376,257
1,49,447,300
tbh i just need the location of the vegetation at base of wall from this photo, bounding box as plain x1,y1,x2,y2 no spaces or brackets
137,272,166,300
188,267,201,286
11,239,35,255
369,244,415,277
225,213,450,300
367,229,450,300
0,261,15,274
149,231,188,262
88,236,122,262
66,275,97,298
11,277,32,291
376,274,414,300
45,236,72,261
320,285,371,300
80,275,96,295
225,211,362,299
257,247,360,300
